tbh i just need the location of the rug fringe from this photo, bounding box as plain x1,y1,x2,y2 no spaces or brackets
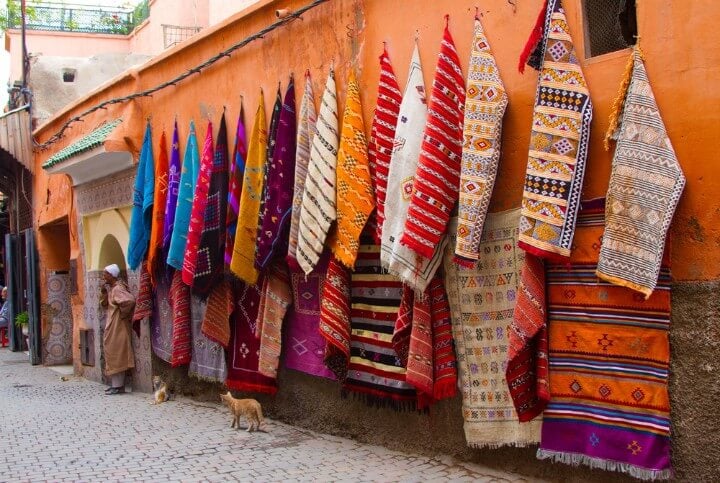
536,449,673,481
433,380,457,402
225,380,278,395
341,388,418,413
603,48,636,150
188,371,225,385
468,441,538,449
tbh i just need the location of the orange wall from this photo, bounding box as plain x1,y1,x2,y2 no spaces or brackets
33,0,720,282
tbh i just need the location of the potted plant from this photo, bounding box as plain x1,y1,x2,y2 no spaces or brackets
15,311,29,336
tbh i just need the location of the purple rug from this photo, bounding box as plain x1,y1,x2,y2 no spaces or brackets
283,254,335,380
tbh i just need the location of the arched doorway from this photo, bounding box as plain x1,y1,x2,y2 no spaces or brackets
98,234,127,274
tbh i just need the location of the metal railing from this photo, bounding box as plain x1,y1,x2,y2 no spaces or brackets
5,1,150,35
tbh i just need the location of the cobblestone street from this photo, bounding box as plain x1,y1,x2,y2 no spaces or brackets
0,349,530,482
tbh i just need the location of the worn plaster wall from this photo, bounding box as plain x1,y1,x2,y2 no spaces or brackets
29,53,152,124
33,0,720,481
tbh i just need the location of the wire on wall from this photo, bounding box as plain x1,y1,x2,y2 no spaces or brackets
33,0,330,151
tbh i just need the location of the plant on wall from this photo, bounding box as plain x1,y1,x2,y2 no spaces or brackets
0,1,44,32
14,310,28,327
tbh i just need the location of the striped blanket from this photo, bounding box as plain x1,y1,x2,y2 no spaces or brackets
344,243,417,410
538,199,672,480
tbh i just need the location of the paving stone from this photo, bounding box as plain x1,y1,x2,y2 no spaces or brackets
0,348,525,482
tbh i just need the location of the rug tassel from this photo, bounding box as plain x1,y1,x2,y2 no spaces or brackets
518,0,548,73
433,380,457,402
536,449,673,481
604,48,637,150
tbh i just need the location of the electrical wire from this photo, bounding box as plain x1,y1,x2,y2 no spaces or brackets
32,0,330,151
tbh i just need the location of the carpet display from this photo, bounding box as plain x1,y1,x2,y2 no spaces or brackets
538,199,672,480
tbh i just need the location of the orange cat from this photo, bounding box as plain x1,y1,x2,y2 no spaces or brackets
220,391,264,432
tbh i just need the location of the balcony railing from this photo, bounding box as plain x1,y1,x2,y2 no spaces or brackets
5,1,150,35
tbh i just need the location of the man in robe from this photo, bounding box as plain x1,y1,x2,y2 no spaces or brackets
100,264,136,395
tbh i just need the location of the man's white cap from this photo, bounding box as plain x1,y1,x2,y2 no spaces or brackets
104,264,120,278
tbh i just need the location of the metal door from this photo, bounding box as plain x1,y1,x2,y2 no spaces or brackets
24,229,41,365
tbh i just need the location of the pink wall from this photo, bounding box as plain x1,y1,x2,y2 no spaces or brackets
129,0,210,54
6,29,130,83
5,0,213,84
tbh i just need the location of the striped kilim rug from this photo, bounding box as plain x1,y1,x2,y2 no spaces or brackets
344,242,417,410
538,199,672,480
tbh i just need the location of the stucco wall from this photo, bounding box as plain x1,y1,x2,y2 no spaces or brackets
6,29,131,83
28,53,152,124
129,0,210,54
32,0,720,481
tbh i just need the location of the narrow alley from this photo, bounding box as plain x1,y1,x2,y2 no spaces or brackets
0,349,528,482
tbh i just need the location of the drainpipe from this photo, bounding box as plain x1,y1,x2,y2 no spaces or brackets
20,0,28,105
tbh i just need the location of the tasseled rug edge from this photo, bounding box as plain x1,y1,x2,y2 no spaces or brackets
467,441,539,450
225,380,278,396
188,371,226,385
536,449,673,481
341,387,423,414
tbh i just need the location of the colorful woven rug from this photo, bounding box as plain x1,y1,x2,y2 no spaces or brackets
318,255,352,381
167,121,199,271
257,264,292,379
597,48,685,298
229,93,267,285
256,78,297,270
368,45,402,244
189,295,226,383
392,284,413,366
344,242,417,410
193,113,229,297
132,261,153,324
296,68,339,276
506,252,549,422
400,17,465,260
381,44,444,293
537,199,672,480
445,211,542,448
169,270,192,367
147,129,168,285
182,121,214,285
285,254,335,380
518,0,592,261
256,87,283,238
226,279,277,394
329,69,374,269
225,104,247,269
403,275,458,409
287,72,317,268
201,279,233,348
150,274,173,363
454,16,509,267
128,122,155,270
428,276,457,403
162,121,181,265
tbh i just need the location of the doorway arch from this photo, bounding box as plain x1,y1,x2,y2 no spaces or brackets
98,234,127,273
